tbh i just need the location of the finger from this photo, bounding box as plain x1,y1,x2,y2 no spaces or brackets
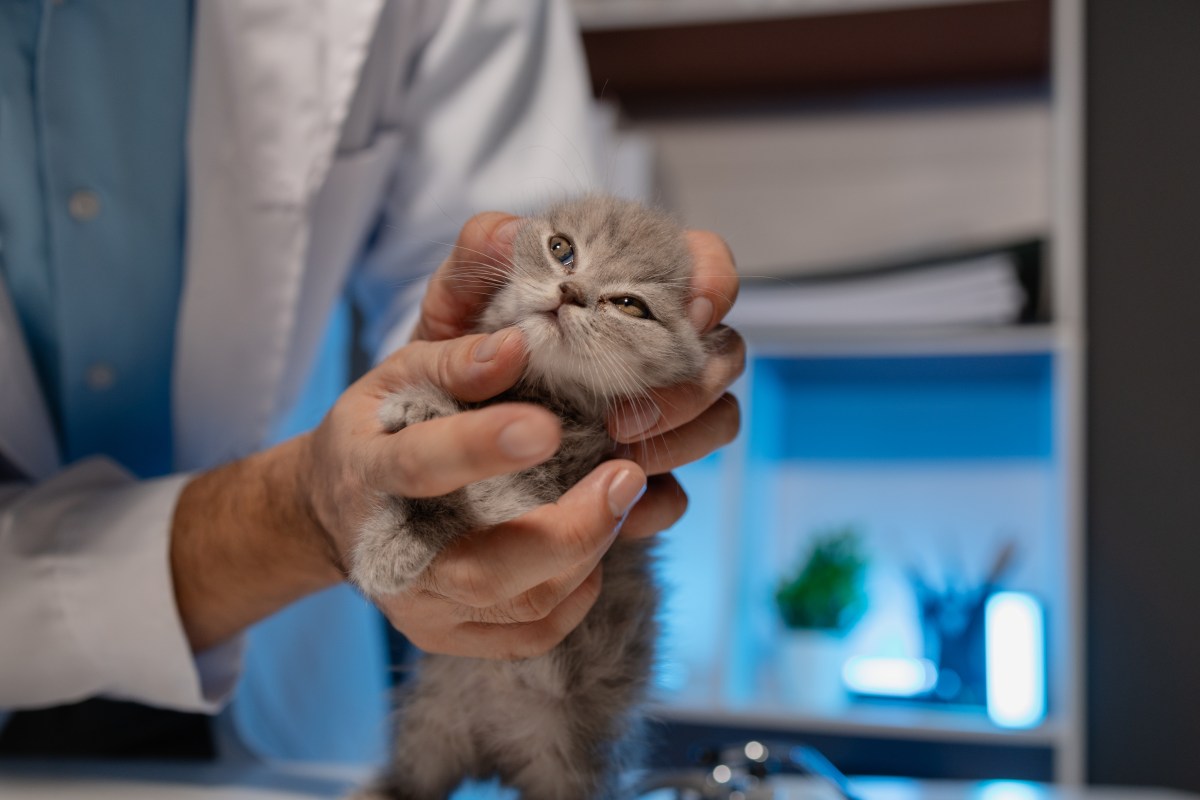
373,327,528,403
462,473,691,626
454,472,689,624
395,566,604,660
619,474,689,540
620,393,740,475
685,230,740,332
414,212,523,342
369,403,562,498
458,546,603,627
423,460,646,609
609,326,746,443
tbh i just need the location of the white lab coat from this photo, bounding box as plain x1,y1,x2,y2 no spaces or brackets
0,0,600,762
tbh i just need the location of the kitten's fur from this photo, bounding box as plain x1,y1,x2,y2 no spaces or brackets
351,195,725,800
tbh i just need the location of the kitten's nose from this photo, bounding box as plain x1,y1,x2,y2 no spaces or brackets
558,281,586,308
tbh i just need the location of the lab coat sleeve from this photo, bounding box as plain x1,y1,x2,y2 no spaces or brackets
0,459,240,712
352,0,602,361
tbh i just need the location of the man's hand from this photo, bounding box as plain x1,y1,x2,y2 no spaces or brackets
382,212,744,659
171,327,653,655
301,325,657,657
170,210,742,659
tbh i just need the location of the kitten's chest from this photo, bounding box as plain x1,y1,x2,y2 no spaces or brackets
483,388,614,500
550,415,615,489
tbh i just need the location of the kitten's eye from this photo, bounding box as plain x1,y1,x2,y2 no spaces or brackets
548,235,575,269
610,296,652,319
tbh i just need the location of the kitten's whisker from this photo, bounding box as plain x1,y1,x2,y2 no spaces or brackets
424,239,517,274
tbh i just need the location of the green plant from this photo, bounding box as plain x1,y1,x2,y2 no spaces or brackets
775,526,869,633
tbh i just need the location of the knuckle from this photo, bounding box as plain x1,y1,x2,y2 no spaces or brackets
491,626,552,661
528,620,570,657
451,562,503,609
578,568,604,608
718,394,742,445
666,482,690,521
511,583,558,623
389,448,428,496
434,344,458,393
561,517,602,565
722,334,748,382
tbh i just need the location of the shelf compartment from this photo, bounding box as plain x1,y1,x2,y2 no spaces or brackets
750,353,1055,461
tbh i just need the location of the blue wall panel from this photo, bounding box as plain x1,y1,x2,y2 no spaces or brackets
750,353,1055,461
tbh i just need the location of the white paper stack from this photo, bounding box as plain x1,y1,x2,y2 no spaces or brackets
725,252,1025,331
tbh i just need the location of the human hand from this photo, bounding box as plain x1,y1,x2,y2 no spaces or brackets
343,211,744,659
171,215,740,657
300,326,660,658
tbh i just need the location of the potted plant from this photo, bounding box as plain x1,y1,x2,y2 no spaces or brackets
774,525,869,711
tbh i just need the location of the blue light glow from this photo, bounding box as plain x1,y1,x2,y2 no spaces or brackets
976,780,1043,800
842,656,938,697
984,592,1046,729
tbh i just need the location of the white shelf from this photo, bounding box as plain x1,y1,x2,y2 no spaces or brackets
636,97,1050,280
651,695,1064,746
736,323,1072,357
574,0,1023,31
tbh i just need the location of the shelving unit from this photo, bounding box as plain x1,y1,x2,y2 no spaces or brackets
574,0,1025,31
652,338,1075,774
578,0,1085,784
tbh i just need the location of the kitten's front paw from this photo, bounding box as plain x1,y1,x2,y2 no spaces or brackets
379,384,460,433
349,501,441,598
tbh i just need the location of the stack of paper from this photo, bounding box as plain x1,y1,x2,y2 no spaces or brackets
725,252,1027,331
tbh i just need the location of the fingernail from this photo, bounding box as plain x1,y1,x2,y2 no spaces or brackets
689,296,714,332
498,416,556,461
607,469,647,519
613,404,662,441
474,328,513,363
494,218,523,249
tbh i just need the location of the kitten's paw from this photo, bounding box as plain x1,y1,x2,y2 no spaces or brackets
379,384,460,433
349,502,440,598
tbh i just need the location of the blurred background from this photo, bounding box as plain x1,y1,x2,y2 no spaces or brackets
542,0,1200,793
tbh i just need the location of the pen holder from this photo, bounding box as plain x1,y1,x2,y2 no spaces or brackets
914,583,991,706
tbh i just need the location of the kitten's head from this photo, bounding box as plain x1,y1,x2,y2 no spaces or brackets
477,195,706,410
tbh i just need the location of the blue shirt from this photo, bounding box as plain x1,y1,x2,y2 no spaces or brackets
0,0,192,478
0,2,390,764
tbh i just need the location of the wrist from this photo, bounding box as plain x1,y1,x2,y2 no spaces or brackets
263,433,347,586
171,436,343,652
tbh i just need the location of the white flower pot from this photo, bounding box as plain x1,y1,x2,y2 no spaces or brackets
777,629,848,713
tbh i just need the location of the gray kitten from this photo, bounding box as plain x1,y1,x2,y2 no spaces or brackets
351,195,725,800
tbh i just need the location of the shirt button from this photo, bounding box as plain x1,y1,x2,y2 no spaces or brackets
68,190,101,221
86,363,116,392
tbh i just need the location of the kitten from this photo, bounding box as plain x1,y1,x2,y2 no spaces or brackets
351,195,727,800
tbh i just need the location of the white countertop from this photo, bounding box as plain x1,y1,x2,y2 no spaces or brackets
0,759,1194,800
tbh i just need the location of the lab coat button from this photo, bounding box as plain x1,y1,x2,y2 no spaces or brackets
86,363,116,391
68,190,101,221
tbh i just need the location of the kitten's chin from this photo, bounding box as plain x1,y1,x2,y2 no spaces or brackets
517,319,621,413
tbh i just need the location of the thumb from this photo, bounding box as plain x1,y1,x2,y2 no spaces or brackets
373,327,529,404
415,211,525,342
